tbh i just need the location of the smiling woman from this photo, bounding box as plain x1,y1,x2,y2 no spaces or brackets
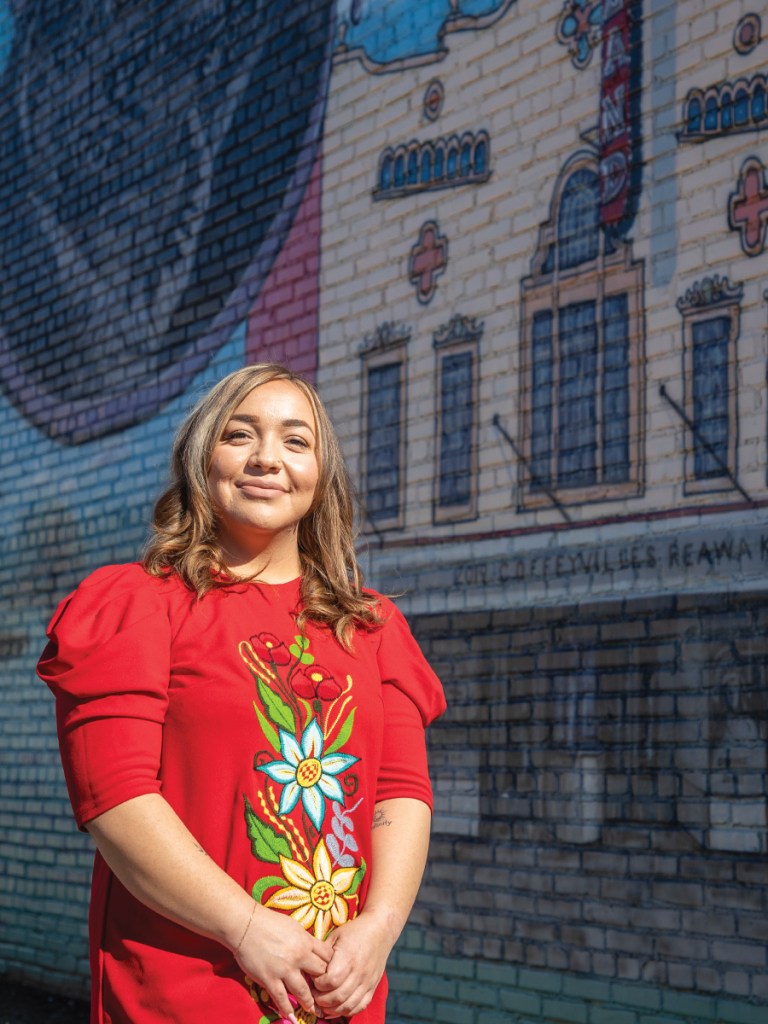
37,364,446,1024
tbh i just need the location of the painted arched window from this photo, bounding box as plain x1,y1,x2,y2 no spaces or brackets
686,96,702,135
520,156,645,506
420,148,432,184
380,153,392,191
734,87,749,125
447,146,458,179
407,149,418,185
474,137,487,175
460,142,472,178
557,168,600,271
394,152,405,189
753,83,766,122
721,91,733,131
704,94,718,132
434,147,445,180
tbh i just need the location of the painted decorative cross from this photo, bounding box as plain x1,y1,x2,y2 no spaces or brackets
409,220,448,303
728,156,768,257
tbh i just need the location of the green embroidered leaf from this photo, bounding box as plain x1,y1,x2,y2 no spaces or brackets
252,874,285,903
243,796,291,864
325,708,356,755
256,677,295,733
253,701,280,753
288,644,301,658
295,635,310,650
347,857,367,896
299,651,315,665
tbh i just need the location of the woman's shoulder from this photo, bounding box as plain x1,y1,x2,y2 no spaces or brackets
46,563,189,635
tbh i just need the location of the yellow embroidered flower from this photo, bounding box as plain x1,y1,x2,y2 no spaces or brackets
265,838,357,940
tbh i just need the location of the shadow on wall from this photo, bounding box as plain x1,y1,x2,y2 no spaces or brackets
0,0,335,445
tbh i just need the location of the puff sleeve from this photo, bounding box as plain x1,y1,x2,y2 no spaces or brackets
374,598,446,809
37,564,173,829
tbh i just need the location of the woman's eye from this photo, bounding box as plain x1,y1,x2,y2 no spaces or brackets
286,436,310,448
222,430,251,442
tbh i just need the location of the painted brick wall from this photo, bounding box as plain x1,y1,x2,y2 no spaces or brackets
2,1,768,1023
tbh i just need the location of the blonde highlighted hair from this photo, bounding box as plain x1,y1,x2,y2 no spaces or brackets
143,364,382,646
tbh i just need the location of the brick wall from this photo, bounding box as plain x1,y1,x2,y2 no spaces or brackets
2,1,768,1022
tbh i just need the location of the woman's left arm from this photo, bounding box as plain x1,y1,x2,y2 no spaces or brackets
312,796,432,1018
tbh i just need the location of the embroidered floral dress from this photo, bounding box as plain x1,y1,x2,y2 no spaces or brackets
38,564,445,1024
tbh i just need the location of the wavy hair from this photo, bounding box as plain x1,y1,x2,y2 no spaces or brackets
143,364,382,646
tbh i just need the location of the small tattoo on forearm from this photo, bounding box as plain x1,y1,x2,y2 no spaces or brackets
372,809,392,829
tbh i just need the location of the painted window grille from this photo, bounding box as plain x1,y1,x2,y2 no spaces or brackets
677,277,742,494
360,323,409,531
681,75,768,141
519,154,644,508
432,314,482,523
375,131,491,199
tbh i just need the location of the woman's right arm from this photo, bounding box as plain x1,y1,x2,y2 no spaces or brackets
86,793,331,1021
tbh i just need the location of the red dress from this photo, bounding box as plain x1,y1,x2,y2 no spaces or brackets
38,564,445,1024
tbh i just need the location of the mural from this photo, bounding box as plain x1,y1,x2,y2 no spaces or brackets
0,0,335,443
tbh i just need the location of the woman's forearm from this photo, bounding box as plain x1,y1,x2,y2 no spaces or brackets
85,792,332,1018
362,796,432,942
86,792,252,950
312,796,432,1018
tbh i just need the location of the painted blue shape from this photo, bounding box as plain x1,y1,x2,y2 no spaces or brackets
558,169,600,271
602,294,630,482
721,93,733,131
366,362,402,521
380,154,392,190
460,142,472,178
735,88,749,125
394,153,405,188
692,316,730,479
558,300,597,487
339,0,507,64
439,351,473,507
753,84,766,122
407,149,418,184
531,311,554,490
686,97,702,134
704,95,719,131
447,147,458,179
420,149,432,184
474,138,487,174
434,148,445,179
0,2,14,76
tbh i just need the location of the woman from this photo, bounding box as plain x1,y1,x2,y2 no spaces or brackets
38,364,446,1024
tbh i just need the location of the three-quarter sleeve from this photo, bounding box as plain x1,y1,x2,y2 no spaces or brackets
37,564,173,829
374,599,446,809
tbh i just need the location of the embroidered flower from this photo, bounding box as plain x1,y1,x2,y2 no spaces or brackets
266,838,357,939
257,720,358,830
291,666,342,702
250,632,292,665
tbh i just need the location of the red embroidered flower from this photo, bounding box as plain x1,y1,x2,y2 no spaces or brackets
250,632,292,665
292,666,342,702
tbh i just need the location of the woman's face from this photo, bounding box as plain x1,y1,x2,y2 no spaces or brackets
207,380,320,561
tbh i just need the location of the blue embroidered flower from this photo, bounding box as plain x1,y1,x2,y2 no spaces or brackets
257,720,358,830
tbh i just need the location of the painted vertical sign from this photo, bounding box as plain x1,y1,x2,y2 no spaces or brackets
599,0,642,236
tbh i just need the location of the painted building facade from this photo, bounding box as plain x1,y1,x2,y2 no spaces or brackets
1,1,767,1022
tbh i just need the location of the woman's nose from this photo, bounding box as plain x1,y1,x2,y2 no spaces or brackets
247,438,281,469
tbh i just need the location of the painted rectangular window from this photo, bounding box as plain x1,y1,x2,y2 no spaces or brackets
531,310,553,491
692,316,730,479
438,351,473,507
558,300,597,487
366,362,401,521
602,293,630,482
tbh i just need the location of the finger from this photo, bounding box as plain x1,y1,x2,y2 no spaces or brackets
288,974,318,1017
265,981,294,1022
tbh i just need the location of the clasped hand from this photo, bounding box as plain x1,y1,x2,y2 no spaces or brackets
236,907,392,1022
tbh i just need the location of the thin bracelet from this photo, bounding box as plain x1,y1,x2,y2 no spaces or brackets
233,902,257,957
